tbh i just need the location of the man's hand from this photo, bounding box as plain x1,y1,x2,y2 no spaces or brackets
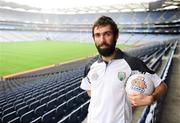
128,81,167,108
128,93,154,107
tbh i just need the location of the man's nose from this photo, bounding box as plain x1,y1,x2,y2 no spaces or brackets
99,35,105,43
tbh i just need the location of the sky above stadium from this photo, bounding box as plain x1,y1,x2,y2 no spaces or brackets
5,0,158,9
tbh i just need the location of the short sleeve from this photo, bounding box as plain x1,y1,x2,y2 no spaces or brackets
145,72,162,87
80,56,98,91
80,77,91,90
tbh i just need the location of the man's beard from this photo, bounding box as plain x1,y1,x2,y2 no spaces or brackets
96,40,116,57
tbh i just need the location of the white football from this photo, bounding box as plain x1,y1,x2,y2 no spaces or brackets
125,73,154,95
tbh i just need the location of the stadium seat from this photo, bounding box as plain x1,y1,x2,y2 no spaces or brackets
7,117,20,123
17,105,29,116
57,116,69,123
20,110,36,123
75,96,83,107
77,92,87,104
35,94,44,101
43,91,52,97
8,98,17,104
0,102,7,109
40,96,49,105
68,107,81,123
66,97,77,114
7,96,16,102
58,89,65,96
24,95,32,102
29,100,40,110
16,95,24,100
46,98,57,111
80,101,90,121
31,92,40,98
49,92,58,100
35,104,47,117
0,99,6,105
3,106,15,116
30,117,42,123
3,103,13,110
41,109,56,123
15,102,26,110
1,111,17,123
13,99,24,106
65,90,74,100
51,88,59,94
26,98,36,105
73,87,81,96
56,94,66,105
56,102,67,121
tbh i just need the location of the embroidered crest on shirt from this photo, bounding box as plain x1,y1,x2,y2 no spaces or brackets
118,72,126,81
91,72,99,80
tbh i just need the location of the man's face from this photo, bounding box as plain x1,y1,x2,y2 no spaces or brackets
93,24,117,57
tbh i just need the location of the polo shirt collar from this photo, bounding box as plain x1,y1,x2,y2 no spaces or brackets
97,48,125,63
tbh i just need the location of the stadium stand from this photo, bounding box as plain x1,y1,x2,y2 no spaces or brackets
0,67,91,123
0,8,179,43
0,40,178,123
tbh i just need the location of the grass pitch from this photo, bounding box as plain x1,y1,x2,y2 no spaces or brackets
0,40,133,76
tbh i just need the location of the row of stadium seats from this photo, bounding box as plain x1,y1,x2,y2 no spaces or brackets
0,8,179,42
1,94,89,123
1,30,178,43
0,85,82,115
0,68,90,123
0,69,83,99
0,8,179,24
0,79,81,110
58,101,89,123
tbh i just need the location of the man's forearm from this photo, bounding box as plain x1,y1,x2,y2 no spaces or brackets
151,81,167,102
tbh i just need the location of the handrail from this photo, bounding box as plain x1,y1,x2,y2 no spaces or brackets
138,40,178,123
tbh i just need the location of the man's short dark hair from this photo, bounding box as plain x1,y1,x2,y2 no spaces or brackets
92,16,119,38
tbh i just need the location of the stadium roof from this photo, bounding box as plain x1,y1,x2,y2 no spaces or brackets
0,0,180,14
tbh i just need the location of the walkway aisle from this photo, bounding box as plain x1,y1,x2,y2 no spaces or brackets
158,43,180,123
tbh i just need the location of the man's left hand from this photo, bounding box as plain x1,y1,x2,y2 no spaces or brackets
128,93,154,107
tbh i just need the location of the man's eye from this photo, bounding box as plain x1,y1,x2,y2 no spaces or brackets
94,34,100,37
